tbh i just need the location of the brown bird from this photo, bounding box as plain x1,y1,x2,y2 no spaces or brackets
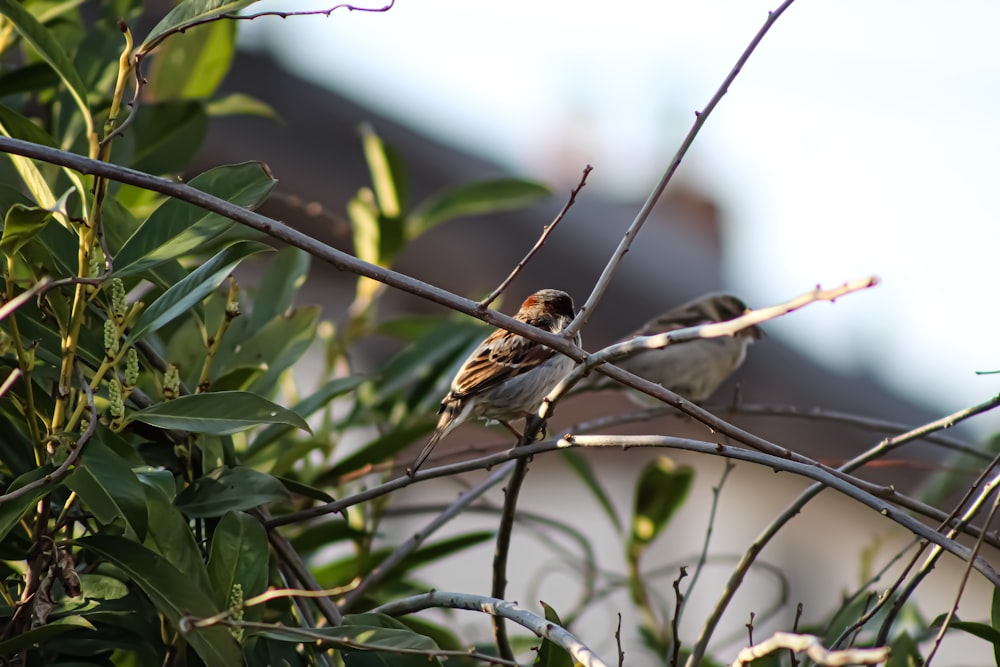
607,292,761,405
409,289,580,475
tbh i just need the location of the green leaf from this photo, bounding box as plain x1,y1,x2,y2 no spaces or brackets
408,178,551,238
253,613,440,665
128,390,312,436
247,375,365,457
139,0,261,55
534,602,573,667
360,123,401,218
142,484,214,595
217,306,320,396
207,92,280,120
249,246,310,330
146,19,236,100
128,100,209,175
0,615,95,655
0,0,92,135
560,448,622,534
76,535,241,667
0,466,54,542
206,511,268,610
0,203,52,255
126,240,273,343
886,631,922,667
175,466,289,517
64,439,148,540
629,457,692,550
0,102,58,147
114,162,276,277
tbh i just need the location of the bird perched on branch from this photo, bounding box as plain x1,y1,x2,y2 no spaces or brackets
408,289,579,476
601,292,762,405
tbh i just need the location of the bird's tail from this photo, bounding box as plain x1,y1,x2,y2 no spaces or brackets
407,430,444,477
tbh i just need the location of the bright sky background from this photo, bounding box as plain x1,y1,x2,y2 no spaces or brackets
241,0,1000,436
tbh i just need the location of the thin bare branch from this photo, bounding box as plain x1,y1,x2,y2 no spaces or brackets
478,164,592,310
374,591,611,667
564,0,799,337
339,462,513,612
731,632,888,667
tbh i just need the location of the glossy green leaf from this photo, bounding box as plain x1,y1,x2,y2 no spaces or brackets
77,535,240,667
248,374,365,457
128,390,311,435
0,203,52,255
629,457,692,549
0,0,92,133
139,0,261,54
146,19,235,100
142,484,214,594
248,246,310,330
0,466,54,542
216,306,320,396
114,162,276,276
349,191,380,267
129,100,209,174
64,439,149,540
534,602,573,667
206,511,268,610
0,615,95,655
408,178,551,238
126,240,273,343
175,466,288,517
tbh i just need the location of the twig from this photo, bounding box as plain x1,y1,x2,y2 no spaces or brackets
721,402,989,461
873,458,1000,647
0,367,96,505
136,2,396,56
559,434,1000,586
338,462,514,612
490,415,550,660
680,461,734,618
0,277,52,322
373,591,611,667
670,566,688,667
180,617,518,666
924,480,1000,667
0,135,596,366
253,507,344,627
731,632,888,667
0,368,21,399
564,0,799,338
549,277,879,411
478,164,592,310
684,393,1000,667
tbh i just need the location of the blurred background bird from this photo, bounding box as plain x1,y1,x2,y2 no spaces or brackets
408,289,580,475
585,292,761,406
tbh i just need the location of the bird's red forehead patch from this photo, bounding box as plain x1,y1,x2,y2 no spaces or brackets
521,294,538,309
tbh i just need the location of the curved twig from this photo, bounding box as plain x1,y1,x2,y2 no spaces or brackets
374,590,610,667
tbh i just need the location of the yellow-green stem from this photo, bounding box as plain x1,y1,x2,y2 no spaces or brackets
4,258,42,459
52,29,135,431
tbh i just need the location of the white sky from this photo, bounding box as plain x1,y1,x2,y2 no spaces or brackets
241,0,1000,435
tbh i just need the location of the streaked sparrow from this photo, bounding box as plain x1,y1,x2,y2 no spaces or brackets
607,292,761,405
408,289,579,475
